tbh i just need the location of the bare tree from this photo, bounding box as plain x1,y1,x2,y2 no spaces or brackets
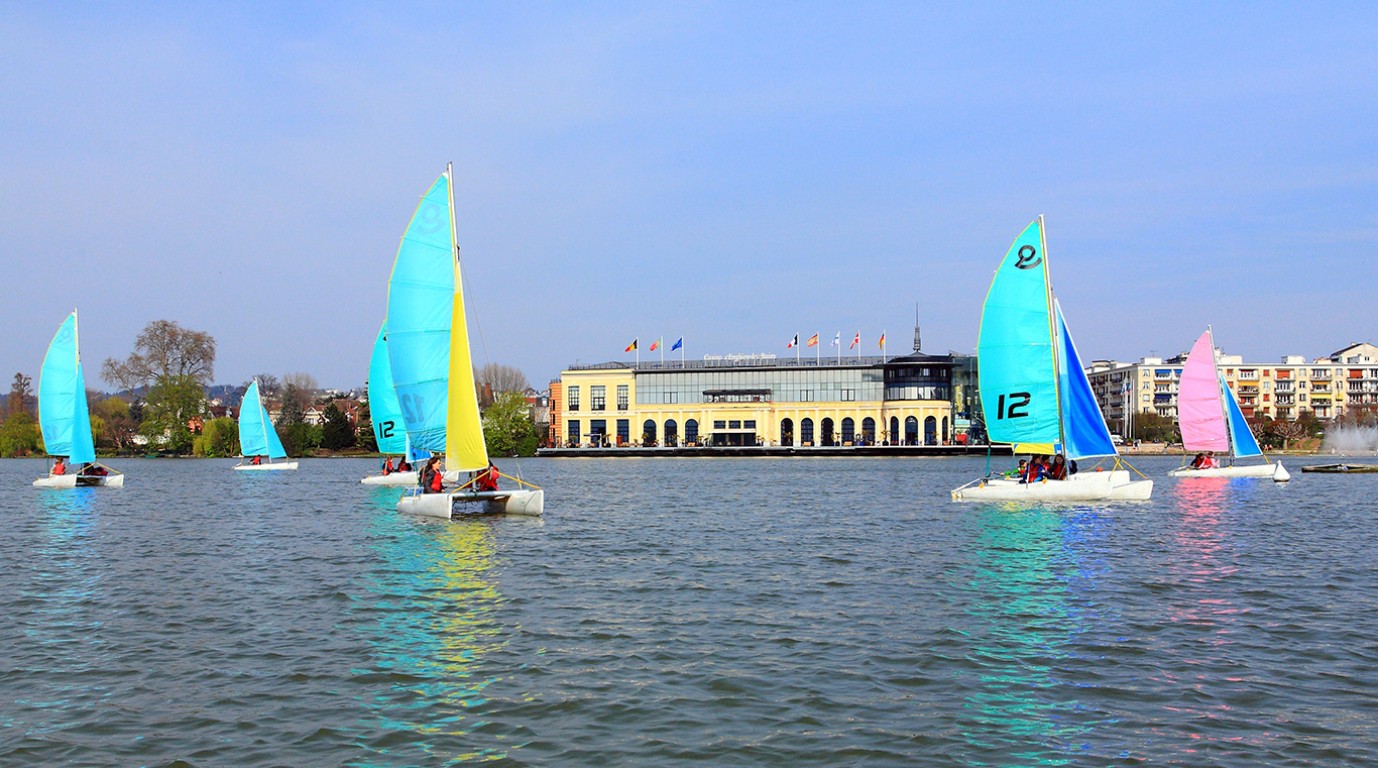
476,363,528,396
6,373,33,417
102,320,216,391
254,373,280,397
281,372,318,411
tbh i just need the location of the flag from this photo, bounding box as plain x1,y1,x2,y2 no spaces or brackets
625,339,637,352
878,332,886,349
850,332,860,350
807,333,819,347
671,337,683,351
787,333,798,349
831,332,840,347
650,338,661,351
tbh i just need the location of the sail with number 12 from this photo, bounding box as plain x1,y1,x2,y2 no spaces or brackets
952,217,1153,501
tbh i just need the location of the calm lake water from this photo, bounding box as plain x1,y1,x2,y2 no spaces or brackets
2,455,1376,766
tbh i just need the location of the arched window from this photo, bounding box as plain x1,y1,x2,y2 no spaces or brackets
905,416,919,445
685,419,699,445
862,417,876,445
642,419,657,446
941,416,949,443
801,418,815,446
924,416,938,445
841,417,855,444
889,416,900,445
821,418,835,446
780,417,794,446
665,419,679,447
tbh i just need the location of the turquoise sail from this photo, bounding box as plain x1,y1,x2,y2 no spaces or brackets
238,380,288,459
38,312,96,464
1055,301,1117,460
977,219,1061,448
1222,374,1263,458
368,323,409,455
386,174,455,453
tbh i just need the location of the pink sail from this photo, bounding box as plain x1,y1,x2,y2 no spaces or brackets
1178,330,1230,452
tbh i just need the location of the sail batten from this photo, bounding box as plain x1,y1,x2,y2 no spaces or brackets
38,312,96,464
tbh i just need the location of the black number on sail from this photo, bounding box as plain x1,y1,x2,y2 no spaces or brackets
1014,245,1041,270
997,392,1031,420
380,420,395,439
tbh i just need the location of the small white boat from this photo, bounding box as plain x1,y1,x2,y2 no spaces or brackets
1170,328,1289,483
1167,462,1289,481
33,310,125,489
951,217,1153,503
398,487,545,518
233,378,298,471
953,469,1152,502
360,470,418,486
385,166,544,518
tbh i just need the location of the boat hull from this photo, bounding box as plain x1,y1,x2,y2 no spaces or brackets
360,471,418,486
233,461,299,471
397,488,544,518
952,470,1153,502
1168,462,1289,482
1301,463,1378,473
34,473,124,488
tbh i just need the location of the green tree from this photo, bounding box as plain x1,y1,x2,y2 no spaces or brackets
1130,411,1179,444
0,411,42,457
320,403,356,450
92,397,137,453
103,320,215,455
279,422,322,457
482,391,539,457
278,384,306,426
6,373,34,418
192,416,240,457
355,396,377,452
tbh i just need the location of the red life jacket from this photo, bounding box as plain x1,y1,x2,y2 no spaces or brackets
429,469,444,493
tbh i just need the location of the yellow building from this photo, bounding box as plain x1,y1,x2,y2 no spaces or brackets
551,353,964,448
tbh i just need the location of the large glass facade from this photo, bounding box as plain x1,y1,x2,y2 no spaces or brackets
635,367,885,405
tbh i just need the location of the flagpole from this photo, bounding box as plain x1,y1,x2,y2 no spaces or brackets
836,332,841,365
881,329,887,364
659,337,664,365
796,334,800,364
815,331,820,365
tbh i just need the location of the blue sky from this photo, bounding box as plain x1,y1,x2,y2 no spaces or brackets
3,2,1375,390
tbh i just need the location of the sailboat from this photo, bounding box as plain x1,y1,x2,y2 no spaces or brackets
952,217,1153,502
233,378,298,470
360,322,421,486
33,310,124,488
1168,329,1289,482
390,165,543,517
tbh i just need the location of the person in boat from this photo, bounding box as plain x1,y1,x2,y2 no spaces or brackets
1048,454,1069,480
419,457,444,494
52,457,67,475
382,456,394,475
397,457,412,472
80,462,108,477
1191,452,1207,468
250,455,262,465
475,462,499,492
1005,458,1028,480
1020,456,1046,484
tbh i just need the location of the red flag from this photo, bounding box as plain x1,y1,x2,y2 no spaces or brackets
850,332,860,350
806,333,819,348
624,339,637,352
649,338,661,351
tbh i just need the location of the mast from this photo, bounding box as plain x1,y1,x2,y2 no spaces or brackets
1039,215,1066,454
1207,325,1234,458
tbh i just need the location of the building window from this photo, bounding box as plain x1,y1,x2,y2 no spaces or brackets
617,385,628,411
728,420,741,429
743,420,756,429
567,385,580,411
617,419,630,445
841,389,855,402
714,420,727,429
591,385,606,411
663,392,678,404
567,420,580,445
800,389,813,402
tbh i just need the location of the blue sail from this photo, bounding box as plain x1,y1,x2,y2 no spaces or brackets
368,323,409,455
238,380,288,459
38,312,96,464
1221,374,1263,458
977,219,1061,449
1056,301,1117,460
386,173,455,453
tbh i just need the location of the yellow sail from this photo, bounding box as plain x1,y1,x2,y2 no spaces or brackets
444,169,490,472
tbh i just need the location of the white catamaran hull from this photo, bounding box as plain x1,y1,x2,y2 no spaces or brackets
397,488,545,518
1168,462,1289,482
33,474,125,489
233,462,299,471
360,470,419,486
952,470,1154,502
